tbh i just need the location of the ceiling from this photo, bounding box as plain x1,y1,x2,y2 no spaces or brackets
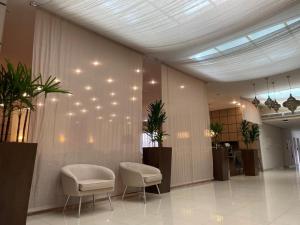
207,69,300,111
263,116,300,129
35,0,300,82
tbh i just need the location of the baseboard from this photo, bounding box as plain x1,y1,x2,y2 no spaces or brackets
171,177,214,189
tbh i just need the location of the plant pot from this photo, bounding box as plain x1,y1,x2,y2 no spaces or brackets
241,149,259,176
0,142,37,225
143,147,172,193
212,148,229,181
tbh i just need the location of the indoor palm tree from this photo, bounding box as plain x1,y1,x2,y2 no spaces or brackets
240,120,260,149
0,61,69,142
210,122,223,148
144,100,168,147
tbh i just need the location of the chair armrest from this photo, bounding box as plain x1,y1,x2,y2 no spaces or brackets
61,171,80,196
120,166,145,187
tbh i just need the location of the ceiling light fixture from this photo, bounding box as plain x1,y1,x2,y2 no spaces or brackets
110,92,116,96
131,96,137,101
92,61,100,66
111,101,118,106
283,76,300,114
264,78,273,109
251,83,260,108
135,69,141,73
271,81,281,113
180,85,185,89
51,98,57,102
149,80,157,85
74,102,81,106
91,97,97,101
81,109,87,113
132,86,138,91
95,105,102,110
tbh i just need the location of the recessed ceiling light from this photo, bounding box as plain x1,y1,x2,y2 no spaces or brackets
85,86,92,90
92,61,101,66
74,102,81,106
236,102,241,106
232,100,237,104
135,69,141,73
81,109,87,113
132,86,138,91
111,101,118,106
241,104,246,108
107,78,114,83
51,98,57,102
91,97,97,101
149,80,157,85
67,112,74,116
75,68,82,74
37,102,43,107
131,96,137,101
110,92,116,96
96,105,102,110
126,116,130,120
109,119,113,122
67,93,73,97
97,116,103,120
180,85,185,89
110,113,116,117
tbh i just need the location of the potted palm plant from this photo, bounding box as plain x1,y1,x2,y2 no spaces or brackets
240,120,260,176
143,100,172,193
0,61,69,225
210,122,229,181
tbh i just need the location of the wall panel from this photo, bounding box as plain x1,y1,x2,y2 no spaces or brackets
161,65,212,187
29,10,143,211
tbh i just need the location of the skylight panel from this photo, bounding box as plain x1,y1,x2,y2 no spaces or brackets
184,0,210,15
286,16,300,26
248,23,285,40
190,48,218,60
216,37,249,51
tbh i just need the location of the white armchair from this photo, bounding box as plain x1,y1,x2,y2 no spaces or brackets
119,162,162,203
61,164,115,216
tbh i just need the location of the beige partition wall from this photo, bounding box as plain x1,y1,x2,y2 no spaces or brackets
161,65,213,187
29,10,143,211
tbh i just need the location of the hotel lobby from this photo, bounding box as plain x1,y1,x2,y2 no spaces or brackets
1,1,300,225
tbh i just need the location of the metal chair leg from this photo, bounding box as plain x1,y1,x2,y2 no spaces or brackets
143,187,146,204
156,184,161,195
122,185,127,200
107,193,113,210
93,194,95,207
63,195,70,212
78,197,82,217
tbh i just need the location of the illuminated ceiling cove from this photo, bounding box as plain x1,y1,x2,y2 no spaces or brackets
36,0,300,81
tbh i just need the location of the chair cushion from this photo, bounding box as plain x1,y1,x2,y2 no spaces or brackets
143,173,162,183
78,179,114,191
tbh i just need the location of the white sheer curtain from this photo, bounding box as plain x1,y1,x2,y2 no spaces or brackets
161,65,213,187
29,10,143,211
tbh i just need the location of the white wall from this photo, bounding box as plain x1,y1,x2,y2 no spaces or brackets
29,10,143,212
260,123,284,170
281,128,300,168
161,65,213,187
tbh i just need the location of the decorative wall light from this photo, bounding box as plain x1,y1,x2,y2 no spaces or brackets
283,76,300,114
251,83,260,107
264,78,273,109
271,81,281,112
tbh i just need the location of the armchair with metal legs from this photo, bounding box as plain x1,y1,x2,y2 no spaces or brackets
119,162,162,203
61,164,115,217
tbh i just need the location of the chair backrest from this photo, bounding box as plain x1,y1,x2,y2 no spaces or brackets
120,162,144,172
62,164,102,180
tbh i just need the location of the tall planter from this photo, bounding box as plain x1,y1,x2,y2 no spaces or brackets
0,142,37,225
212,148,229,181
143,147,172,193
242,149,259,176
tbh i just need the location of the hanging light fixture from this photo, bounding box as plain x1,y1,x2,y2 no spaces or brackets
264,78,273,109
271,81,281,113
251,83,260,107
283,76,300,114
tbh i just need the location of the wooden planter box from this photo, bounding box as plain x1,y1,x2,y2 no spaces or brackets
213,148,229,181
242,149,259,176
143,147,172,193
0,142,37,225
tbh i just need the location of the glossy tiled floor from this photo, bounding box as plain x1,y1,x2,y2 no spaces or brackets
27,169,300,225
